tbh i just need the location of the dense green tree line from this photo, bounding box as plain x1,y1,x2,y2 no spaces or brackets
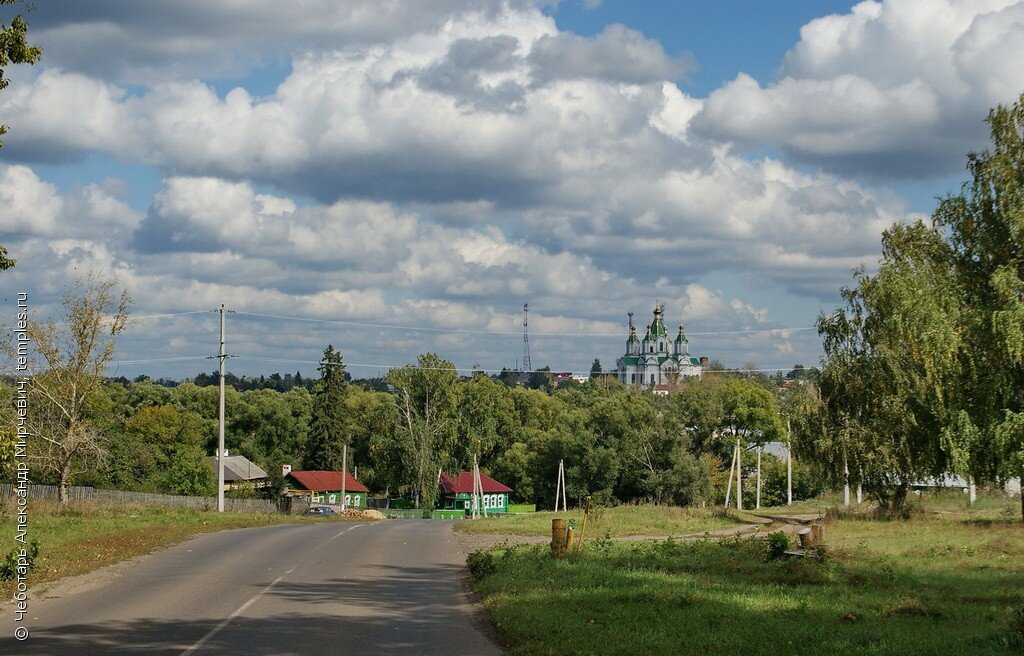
2,354,819,508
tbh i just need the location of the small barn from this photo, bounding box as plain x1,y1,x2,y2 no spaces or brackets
286,470,368,507
439,471,513,515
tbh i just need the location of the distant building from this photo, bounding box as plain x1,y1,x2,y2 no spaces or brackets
616,304,705,388
438,471,512,514
207,452,270,492
285,470,368,507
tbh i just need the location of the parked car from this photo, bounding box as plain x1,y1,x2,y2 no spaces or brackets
304,505,336,516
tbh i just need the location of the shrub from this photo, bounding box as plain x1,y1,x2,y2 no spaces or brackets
764,531,789,560
0,539,40,581
467,549,499,580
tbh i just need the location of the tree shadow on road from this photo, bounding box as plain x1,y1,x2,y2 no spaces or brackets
0,563,500,656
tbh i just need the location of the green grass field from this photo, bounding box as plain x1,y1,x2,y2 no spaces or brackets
508,503,536,513
470,494,1024,655
455,504,744,538
0,501,358,600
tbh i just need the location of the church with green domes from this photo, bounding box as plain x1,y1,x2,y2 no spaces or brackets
616,304,705,388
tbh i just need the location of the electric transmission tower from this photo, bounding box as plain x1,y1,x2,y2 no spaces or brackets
522,303,531,373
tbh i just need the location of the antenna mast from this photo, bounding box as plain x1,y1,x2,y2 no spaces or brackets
522,303,531,373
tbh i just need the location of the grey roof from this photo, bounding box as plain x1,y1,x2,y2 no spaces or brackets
208,455,269,482
762,441,791,460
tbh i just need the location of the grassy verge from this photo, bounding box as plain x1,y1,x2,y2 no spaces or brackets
508,503,536,513
470,499,1024,655
0,500,356,600
455,505,744,538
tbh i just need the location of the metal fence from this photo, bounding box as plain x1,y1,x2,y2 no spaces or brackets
0,483,284,513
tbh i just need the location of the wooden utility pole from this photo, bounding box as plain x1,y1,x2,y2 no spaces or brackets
787,419,793,506
341,442,348,511
736,439,743,511
724,439,737,509
471,455,479,519
477,456,487,518
555,459,567,512
755,445,762,509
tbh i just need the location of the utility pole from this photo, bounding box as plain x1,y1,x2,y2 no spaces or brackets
724,439,737,509
735,438,743,511
755,445,762,509
217,304,227,513
341,442,348,511
787,419,793,506
471,455,481,519
555,459,567,512
209,305,235,512
477,456,487,518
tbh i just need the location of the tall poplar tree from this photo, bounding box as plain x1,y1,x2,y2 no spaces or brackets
302,345,348,470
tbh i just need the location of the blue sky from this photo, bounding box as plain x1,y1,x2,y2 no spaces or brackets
1,0,1020,379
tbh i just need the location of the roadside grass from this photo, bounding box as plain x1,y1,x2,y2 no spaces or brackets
0,500,357,601
455,504,743,538
471,497,1024,655
751,489,1018,521
508,503,536,513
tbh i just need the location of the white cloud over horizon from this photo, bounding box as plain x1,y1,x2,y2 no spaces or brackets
0,0,1019,376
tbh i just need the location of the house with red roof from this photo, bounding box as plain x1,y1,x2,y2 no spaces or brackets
439,471,513,515
286,470,368,508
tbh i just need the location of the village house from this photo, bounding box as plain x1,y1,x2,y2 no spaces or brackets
285,469,368,507
207,452,271,492
438,471,513,515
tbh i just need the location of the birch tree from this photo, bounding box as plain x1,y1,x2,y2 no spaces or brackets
386,353,460,508
25,272,131,503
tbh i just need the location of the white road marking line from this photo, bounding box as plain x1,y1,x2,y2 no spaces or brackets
180,523,364,654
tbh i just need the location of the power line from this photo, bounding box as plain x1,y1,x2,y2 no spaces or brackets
131,310,211,320
108,355,211,365
224,310,815,338
232,354,807,376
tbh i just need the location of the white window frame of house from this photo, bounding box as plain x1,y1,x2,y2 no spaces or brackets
353,495,360,507
464,500,471,509
327,493,336,504
650,374,655,384
345,494,351,506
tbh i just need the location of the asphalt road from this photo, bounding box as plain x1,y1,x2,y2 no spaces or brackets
0,520,503,655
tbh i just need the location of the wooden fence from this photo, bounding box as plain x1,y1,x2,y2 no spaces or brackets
0,483,284,513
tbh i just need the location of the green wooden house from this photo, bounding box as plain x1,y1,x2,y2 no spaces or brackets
286,470,368,507
439,471,513,515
